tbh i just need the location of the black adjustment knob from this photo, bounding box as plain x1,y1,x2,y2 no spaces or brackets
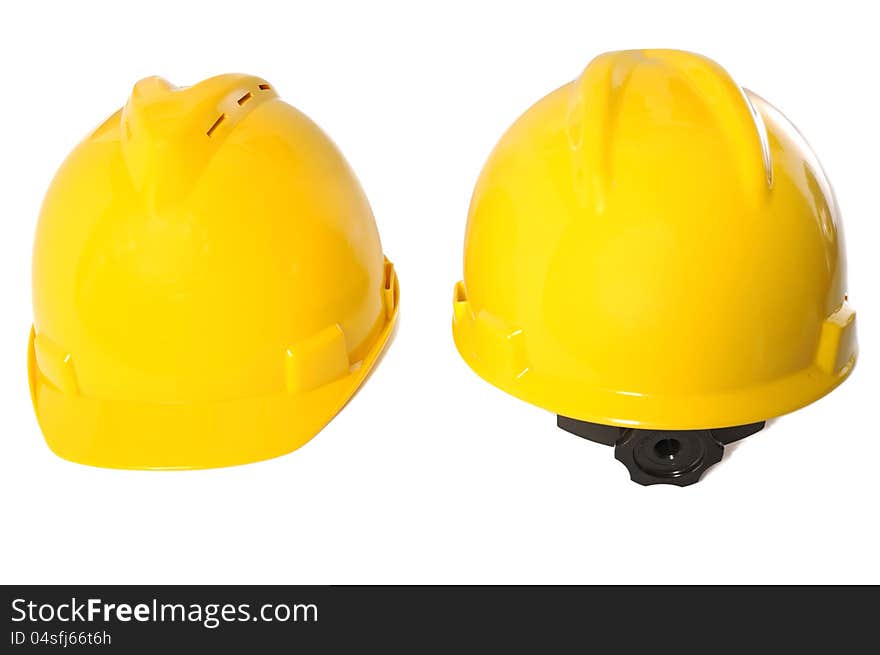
613,429,724,486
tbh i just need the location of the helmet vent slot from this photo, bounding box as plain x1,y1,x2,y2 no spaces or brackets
258,83,271,91
383,261,394,291
206,113,226,137
237,92,253,106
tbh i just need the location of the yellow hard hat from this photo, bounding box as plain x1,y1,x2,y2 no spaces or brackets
452,50,857,485
29,73,399,469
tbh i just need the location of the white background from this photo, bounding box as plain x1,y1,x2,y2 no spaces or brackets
1,0,877,584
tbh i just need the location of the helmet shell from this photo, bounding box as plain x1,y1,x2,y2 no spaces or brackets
30,74,399,468
453,50,856,428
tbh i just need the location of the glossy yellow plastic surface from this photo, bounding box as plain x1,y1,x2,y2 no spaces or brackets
30,74,399,469
453,50,856,429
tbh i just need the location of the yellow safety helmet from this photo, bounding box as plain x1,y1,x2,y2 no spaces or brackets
452,50,857,485
29,74,399,469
